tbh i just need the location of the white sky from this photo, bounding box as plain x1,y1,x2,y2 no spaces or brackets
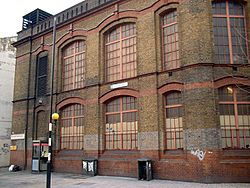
0,0,84,38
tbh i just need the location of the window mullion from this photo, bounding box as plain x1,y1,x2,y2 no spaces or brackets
161,19,165,70
226,1,234,64
165,104,182,108
233,88,240,148
72,116,74,149
120,26,123,80
162,21,177,28
120,97,123,149
73,43,77,89
243,8,249,61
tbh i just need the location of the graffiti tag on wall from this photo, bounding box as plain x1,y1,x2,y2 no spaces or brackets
0,143,10,155
191,148,206,161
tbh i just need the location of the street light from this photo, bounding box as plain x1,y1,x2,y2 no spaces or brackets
52,113,59,121
46,112,59,188
47,16,57,188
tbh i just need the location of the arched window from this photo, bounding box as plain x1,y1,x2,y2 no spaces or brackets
105,23,137,82
105,96,138,150
218,85,250,149
212,1,248,64
162,9,179,70
60,104,84,150
62,40,86,91
165,91,183,149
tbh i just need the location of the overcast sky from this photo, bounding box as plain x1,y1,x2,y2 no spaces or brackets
0,0,84,38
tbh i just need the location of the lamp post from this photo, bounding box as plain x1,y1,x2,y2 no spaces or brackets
47,16,57,188
46,112,59,188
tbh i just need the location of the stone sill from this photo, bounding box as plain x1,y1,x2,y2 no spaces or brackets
220,159,250,164
222,149,250,157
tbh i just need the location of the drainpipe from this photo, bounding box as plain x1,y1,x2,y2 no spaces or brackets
24,27,33,170
32,54,38,141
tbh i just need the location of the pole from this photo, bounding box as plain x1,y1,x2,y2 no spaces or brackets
25,26,33,170
49,17,57,123
47,16,56,188
46,123,52,188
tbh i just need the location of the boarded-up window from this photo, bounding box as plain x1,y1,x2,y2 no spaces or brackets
36,111,47,139
37,55,48,97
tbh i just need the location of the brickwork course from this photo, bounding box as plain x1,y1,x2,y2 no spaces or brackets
11,0,250,183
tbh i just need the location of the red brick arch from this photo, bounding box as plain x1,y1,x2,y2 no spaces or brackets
56,31,87,48
56,97,86,111
158,82,183,94
214,76,250,88
100,89,140,103
93,12,138,34
90,0,182,34
35,105,46,113
33,45,50,56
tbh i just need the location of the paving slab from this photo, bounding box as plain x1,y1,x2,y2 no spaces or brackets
0,167,249,188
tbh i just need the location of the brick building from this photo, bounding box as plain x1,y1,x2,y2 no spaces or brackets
12,0,250,182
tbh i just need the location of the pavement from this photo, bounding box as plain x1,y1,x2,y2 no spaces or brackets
0,167,249,188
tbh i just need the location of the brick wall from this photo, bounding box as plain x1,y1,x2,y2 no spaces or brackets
11,0,250,182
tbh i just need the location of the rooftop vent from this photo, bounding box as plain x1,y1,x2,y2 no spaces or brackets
22,9,52,30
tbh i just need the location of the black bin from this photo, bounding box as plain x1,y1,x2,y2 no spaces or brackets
138,158,152,181
82,158,98,176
